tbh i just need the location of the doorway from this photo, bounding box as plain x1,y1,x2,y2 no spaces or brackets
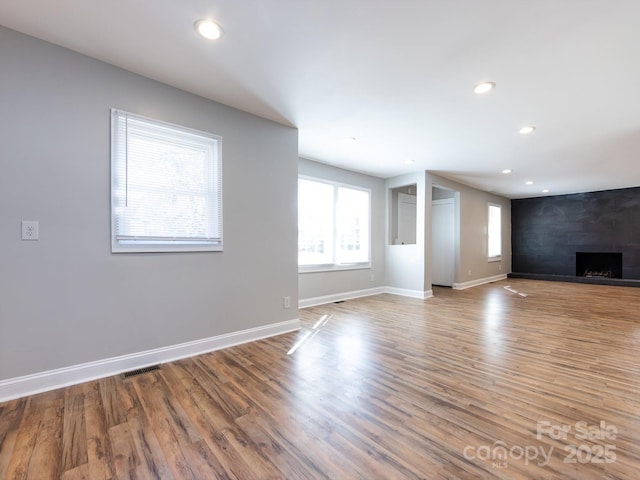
431,187,456,286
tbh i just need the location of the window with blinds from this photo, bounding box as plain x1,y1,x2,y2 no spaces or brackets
111,109,222,252
298,177,371,270
488,203,502,260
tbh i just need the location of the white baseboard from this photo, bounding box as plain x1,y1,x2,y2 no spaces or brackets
0,319,300,403
453,273,507,290
300,286,436,308
385,287,434,299
299,287,385,308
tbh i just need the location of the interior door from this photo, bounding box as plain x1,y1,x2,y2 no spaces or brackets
431,199,455,286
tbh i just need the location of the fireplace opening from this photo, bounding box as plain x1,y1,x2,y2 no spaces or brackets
575,252,622,278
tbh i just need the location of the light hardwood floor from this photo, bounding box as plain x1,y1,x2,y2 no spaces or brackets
1,279,639,479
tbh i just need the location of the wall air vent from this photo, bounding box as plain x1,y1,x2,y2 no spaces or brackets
122,364,161,379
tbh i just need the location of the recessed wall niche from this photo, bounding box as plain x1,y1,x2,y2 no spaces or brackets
390,184,417,245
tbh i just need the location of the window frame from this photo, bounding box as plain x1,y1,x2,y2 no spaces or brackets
487,202,502,262
298,175,372,273
110,109,223,253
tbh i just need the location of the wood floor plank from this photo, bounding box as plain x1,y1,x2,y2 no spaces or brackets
1,279,639,478
128,374,200,480
0,399,26,478
107,422,139,479
60,464,90,480
27,394,64,480
62,386,88,472
83,381,116,480
126,414,175,480
167,361,283,479
4,423,39,477
4,394,50,479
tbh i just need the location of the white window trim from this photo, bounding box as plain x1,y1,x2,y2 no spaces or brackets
298,175,372,273
487,202,502,262
298,263,372,274
110,109,223,253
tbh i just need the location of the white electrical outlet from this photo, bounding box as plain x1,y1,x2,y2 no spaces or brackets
283,296,291,309
21,220,39,240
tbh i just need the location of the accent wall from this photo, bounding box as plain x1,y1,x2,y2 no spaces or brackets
512,187,640,279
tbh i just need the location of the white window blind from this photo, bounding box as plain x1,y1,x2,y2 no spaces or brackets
298,178,334,265
336,186,370,264
488,203,502,259
111,109,222,252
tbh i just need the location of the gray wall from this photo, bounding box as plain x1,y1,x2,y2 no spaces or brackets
0,27,299,380
433,187,456,200
426,173,512,286
298,158,386,300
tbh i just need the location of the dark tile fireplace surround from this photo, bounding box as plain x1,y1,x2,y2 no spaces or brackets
510,187,640,287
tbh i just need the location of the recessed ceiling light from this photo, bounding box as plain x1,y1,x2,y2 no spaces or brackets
519,126,536,135
194,19,224,40
502,169,512,174
542,189,549,193
343,136,357,143
473,82,496,94
404,159,415,165
525,181,533,185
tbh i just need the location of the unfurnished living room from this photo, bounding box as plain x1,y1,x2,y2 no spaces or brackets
1,1,639,479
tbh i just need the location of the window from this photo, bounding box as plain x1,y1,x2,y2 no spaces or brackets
298,177,371,270
111,109,222,253
488,203,502,260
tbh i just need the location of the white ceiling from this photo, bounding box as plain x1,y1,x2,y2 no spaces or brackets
2,0,640,198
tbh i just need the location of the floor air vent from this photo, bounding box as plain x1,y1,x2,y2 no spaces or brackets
122,364,161,379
